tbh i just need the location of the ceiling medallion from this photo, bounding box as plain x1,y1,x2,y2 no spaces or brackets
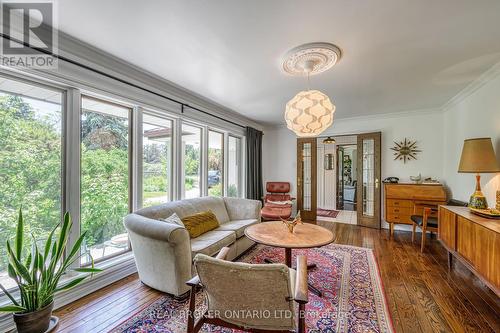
282,42,341,76
283,42,341,137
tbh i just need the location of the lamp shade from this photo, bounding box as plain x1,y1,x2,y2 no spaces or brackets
458,138,500,173
285,90,334,137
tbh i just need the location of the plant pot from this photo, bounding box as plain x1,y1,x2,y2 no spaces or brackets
13,301,54,333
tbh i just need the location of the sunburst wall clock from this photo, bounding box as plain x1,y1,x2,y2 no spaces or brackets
391,138,421,163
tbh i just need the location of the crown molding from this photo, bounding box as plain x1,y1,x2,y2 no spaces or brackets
266,107,443,131
441,61,500,112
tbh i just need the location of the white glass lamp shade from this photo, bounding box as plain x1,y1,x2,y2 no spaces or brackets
285,90,335,137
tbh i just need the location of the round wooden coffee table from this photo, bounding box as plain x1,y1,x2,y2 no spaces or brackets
245,221,334,296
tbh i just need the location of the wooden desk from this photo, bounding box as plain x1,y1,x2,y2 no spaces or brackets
439,206,500,296
384,183,447,236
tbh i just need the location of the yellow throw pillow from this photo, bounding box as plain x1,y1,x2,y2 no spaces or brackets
181,210,220,238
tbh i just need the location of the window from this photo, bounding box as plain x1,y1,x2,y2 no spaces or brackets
80,96,131,265
142,113,173,207
182,123,202,198
208,130,224,196
0,77,63,289
0,73,248,296
228,136,241,197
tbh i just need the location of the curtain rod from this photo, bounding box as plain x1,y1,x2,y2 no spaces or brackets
0,33,246,129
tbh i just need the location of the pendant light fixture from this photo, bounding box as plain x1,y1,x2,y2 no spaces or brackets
282,43,341,137
323,136,336,144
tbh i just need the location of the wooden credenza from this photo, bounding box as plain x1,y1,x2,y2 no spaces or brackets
384,183,447,236
439,206,500,296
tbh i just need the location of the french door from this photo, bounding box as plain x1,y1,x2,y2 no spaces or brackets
297,138,317,221
356,132,382,228
336,146,344,210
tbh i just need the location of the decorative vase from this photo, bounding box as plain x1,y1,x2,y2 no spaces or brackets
281,211,302,233
496,190,500,211
13,301,54,333
469,194,488,209
468,174,488,209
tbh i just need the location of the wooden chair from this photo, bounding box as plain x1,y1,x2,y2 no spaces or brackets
411,204,439,252
186,247,309,333
411,200,468,252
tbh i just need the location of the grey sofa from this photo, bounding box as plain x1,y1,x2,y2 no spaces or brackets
124,196,262,297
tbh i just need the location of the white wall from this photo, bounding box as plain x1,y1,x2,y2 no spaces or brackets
443,73,500,205
263,110,445,197
263,67,500,229
263,110,445,229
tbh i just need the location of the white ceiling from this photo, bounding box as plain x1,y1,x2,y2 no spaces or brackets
56,0,500,126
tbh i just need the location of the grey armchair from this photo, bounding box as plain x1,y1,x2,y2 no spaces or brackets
187,247,309,333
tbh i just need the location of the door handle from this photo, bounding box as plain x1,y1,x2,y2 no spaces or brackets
375,178,379,189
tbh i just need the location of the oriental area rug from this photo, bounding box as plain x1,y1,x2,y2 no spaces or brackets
112,244,394,333
316,208,340,218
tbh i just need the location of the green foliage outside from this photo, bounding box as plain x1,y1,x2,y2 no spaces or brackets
80,146,129,249
0,95,62,275
0,94,132,271
0,93,237,275
208,183,222,197
228,184,238,197
184,144,200,176
184,177,194,191
208,148,222,172
79,109,130,259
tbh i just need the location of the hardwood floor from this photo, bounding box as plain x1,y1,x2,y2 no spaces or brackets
54,222,500,333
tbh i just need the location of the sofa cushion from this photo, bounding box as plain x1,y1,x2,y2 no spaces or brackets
217,219,259,238
159,213,185,227
191,230,236,257
134,197,230,224
182,210,220,238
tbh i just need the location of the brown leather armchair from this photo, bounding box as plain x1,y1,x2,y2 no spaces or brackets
261,182,294,220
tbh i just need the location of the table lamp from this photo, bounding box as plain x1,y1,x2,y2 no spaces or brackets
458,138,500,209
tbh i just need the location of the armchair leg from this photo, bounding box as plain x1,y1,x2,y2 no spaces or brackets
411,223,416,243
187,286,197,333
297,303,306,333
420,227,426,253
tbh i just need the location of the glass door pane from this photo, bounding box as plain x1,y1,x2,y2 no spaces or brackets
336,147,344,210
208,130,223,196
80,96,131,264
0,77,63,289
302,143,312,210
142,113,173,207
182,123,201,198
227,136,241,197
362,139,375,216
297,138,317,221
357,132,381,228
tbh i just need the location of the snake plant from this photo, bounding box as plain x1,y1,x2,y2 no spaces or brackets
0,209,102,313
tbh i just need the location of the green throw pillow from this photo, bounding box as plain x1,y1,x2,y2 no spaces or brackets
181,210,219,238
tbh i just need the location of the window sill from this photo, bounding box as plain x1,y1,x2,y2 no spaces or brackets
0,252,137,332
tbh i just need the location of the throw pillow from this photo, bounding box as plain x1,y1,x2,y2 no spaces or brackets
181,210,220,238
159,212,184,227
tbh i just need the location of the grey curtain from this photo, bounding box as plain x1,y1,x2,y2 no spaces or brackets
245,127,263,200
